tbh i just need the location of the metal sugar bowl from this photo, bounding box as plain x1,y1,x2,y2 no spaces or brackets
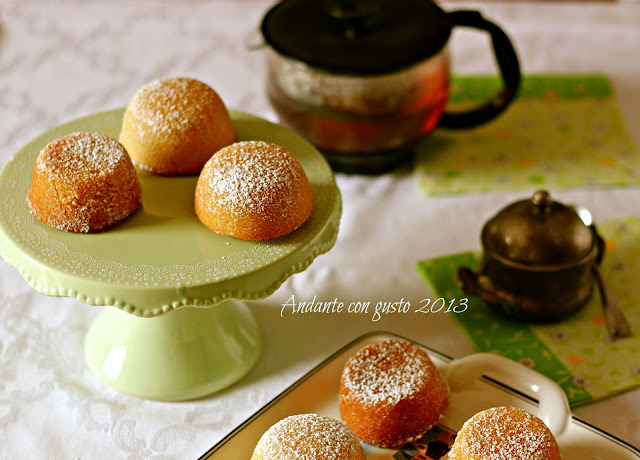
458,190,631,339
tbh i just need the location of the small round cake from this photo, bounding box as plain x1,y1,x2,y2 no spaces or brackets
194,140,314,241
27,131,142,233
339,339,450,449
251,413,366,460
447,406,562,460
119,77,236,175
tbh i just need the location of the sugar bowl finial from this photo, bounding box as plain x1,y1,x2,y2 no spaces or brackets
531,190,552,214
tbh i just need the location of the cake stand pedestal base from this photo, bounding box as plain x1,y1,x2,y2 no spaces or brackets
84,301,261,401
1,109,340,401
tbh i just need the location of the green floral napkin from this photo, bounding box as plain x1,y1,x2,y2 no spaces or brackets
414,75,639,195
417,216,640,406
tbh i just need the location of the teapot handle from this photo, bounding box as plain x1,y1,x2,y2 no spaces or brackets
438,10,521,129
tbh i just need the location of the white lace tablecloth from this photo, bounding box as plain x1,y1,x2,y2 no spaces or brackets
1,1,639,458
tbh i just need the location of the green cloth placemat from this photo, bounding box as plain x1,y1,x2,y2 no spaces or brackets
417,215,640,406
414,75,639,195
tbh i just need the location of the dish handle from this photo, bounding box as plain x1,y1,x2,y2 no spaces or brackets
445,353,571,436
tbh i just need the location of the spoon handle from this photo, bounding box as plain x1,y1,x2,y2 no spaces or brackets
591,263,632,340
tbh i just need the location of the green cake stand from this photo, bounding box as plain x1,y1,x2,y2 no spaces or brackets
0,109,341,401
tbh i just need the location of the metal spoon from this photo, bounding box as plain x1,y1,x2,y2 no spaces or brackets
574,206,632,340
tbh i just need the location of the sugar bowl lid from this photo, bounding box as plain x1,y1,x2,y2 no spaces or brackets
481,190,596,267
260,0,453,75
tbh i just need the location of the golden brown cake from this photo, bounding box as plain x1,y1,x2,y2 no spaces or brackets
251,413,366,460
119,76,236,175
339,339,450,449
447,406,562,460
194,140,314,241
27,131,142,233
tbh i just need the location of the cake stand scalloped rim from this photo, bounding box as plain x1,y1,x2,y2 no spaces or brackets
0,220,339,317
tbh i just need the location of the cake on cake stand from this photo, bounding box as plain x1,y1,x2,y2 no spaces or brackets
0,109,341,401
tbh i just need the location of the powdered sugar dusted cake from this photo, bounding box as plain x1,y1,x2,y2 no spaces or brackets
447,406,562,460
27,131,142,233
339,339,450,448
119,77,236,175
194,140,314,241
251,413,365,460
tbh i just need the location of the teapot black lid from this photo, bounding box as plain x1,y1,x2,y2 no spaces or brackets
260,0,453,75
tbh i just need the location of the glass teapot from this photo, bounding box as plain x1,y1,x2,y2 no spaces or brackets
259,0,521,173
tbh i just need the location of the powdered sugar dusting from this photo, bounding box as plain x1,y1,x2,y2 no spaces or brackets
126,77,209,138
195,140,314,240
207,140,300,212
120,76,237,175
448,406,561,460
341,339,432,406
36,131,127,176
252,413,364,460
27,131,142,233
